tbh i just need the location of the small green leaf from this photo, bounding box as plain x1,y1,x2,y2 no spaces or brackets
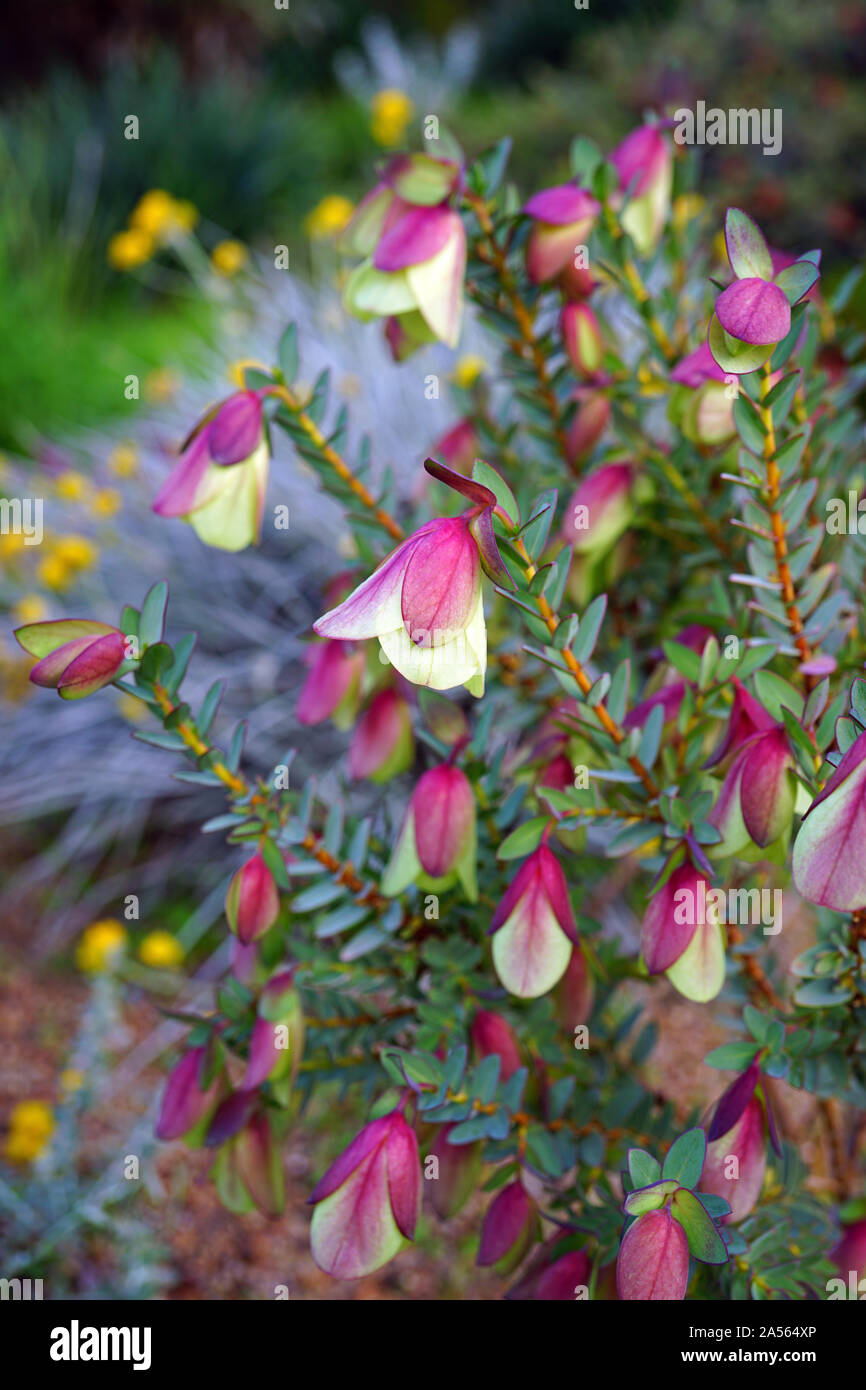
671,1188,728,1264
139,581,169,649
497,816,549,861
662,1127,706,1190
628,1148,661,1188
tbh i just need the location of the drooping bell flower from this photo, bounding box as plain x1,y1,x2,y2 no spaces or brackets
314,517,485,696
566,388,610,465
562,462,633,557
348,687,414,782
341,153,466,350
641,863,726,1003
669,342,735,446
308,1109,420,1278
211,1109,286,1217
793,729,866,910
616,1207,690,1300
489,844,579,999
561,302,605,378
708,726,795,856
15,619,127,699
427,1123,482,1220
523,183,599,286
470,1009,522,1080
241,969,305,1098
153,389,270,550
700,1065,768,1221
381,764,477,899
703,678,776,769
156,1044,223,1143
506,1240,592,1299
296,640,364,729
225,853,280,944
477,1181,539,1274
708,209,820,375
609,124,673,258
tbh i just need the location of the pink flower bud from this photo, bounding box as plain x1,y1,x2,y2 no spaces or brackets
490,844,579,999
156,1045,223,1142
153,389,270,551
342,162,466,349
242,971,305,1094
566,389,610,465
562,462,632,557
793,729,866,909
616,1207,690,1300
641,864,726,1003
703,679,775,769
477,1181,538,1274
609,124,672,258
470,1009,522,1080
701,1088,766,1222
382,764,477,899
308,1110,421,1278
212,1110,285,1218
561,302,605,378
832,1220,866,1284
225,854,280,944
15,619,127,699
348,687,414,782
715,277,791,347
523,184,599,285
428,1124,482,1219
314,515,486,698
709,726,794,853
533,1248,592,1299
296,640,363,728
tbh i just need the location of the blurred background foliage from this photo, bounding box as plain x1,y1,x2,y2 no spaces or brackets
1,0,864,450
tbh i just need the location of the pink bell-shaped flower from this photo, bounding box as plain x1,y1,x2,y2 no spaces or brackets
308,1109,421,1278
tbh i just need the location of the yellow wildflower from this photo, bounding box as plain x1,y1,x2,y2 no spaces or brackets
55,471,88,502
37,554,72,592
138,931,185,969
452,355,487,390
108,227,154,271
370,89,414,147
92,488,122,519
3,1100,54,1163
108,443,139,478
130,190,196,241
60,1069,85,1093
53,535,97,570
145,368,181,403
304,195,355,241
0,531,27,558
13,595,48,625
211,240,248,276
75,919,128,974
172,200,199,232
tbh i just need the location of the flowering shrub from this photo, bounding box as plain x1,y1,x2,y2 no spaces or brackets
15,118,866,1301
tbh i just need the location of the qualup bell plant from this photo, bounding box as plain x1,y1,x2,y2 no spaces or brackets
17,115,866,1301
